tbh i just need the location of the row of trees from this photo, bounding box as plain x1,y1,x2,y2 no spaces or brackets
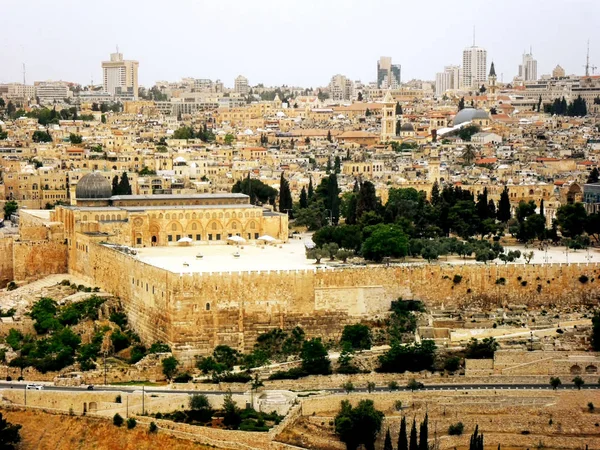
544,95,588,117
171,125,216,142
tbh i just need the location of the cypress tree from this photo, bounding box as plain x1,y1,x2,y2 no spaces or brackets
430,180,440,207
395,101,402,115
278,172,293,217
539,199,545,218
488,199,496,219
383,428,394,450
469,425,484,450
334,156,341,174
299,187,308,209
398,416,408,450
497,186,511,223
327,174,340,225
112,175,120,195
308,177,314,201
418,414,428,450
356,180,379,220
118,172,132,195
409,420,418,450
476,187,489,221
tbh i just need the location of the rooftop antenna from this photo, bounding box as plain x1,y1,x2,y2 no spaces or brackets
116,44,119,54
585,39,590,77
472,26,475,46
22,63,26,85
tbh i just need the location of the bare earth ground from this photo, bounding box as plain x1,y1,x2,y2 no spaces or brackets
0,408,228,450
277,390,600,450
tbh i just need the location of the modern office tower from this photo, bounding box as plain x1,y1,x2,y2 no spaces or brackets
377,57,401,89
518,51,538,81
462,45,487,88
102,51,139,99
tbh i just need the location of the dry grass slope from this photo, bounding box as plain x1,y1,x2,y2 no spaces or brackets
1,408,230,450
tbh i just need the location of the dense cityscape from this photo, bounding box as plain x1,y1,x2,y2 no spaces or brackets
1,7,600,450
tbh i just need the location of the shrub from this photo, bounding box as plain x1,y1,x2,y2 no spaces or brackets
444,356,461,372
113,413,124,427
366,381,376,393
342,381,354,393
448,422,464,435
394,400,403,411
579,275,589,284
453,275,462,284
115,395,122,403
6,281,17,291
149,421,158,433
388,381,399,390
340,324,372,350
521,280,528,287
219,372,252,383
126,418,136,429
268,368,307,380
173,372,193,383
495,277,506,285
588,402,595,412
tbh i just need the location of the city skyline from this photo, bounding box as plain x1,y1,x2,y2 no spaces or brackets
0,0,598,88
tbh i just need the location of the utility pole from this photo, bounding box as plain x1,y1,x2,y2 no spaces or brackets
126,395,129,418
142,385,145,415
24,385,26,407
104,352,107,385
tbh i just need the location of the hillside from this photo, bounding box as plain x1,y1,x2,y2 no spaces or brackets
0,408,227,450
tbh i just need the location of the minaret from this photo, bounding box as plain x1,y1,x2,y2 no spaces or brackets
380,90,396,142
488,61,498,100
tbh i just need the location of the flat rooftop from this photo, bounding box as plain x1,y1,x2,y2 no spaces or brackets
135,237,314,273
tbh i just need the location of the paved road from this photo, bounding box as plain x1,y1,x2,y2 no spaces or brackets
0,382,597,395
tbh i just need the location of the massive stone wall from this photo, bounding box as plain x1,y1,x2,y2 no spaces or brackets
67,240,600,360
0,237,14,288
12,241,67,283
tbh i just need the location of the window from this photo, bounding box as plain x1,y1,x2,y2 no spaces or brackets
172,223,177,231
212,222,217,230
176,235,181,241
206,303,210,311
191,223,197,231
255,233,259,239
168,235,173,242
216,234,221,240
208,234,213,241
196,234,201,241
136,238,142,245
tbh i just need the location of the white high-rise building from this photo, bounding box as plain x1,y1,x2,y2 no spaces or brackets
462,46,487,89
328,74,355,101
234,75,249,95
435,65,461,96
102,52,139,99
518,52,538,82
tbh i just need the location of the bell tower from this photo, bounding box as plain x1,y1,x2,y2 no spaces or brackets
380,90,396,141
488,61,498,100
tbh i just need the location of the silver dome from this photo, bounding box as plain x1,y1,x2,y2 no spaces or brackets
453,107,490,126
76,172,112,199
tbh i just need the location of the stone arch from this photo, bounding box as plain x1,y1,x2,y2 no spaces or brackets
246,220,257,231
178,213,184,220
570,365,582,375
88,401,97,412
149,223,161,246
227,220,243,234
168,221,183,233
82,215,88,221
585,365,597,374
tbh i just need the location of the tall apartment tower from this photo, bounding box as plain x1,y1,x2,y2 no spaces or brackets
518,51,538,81
102,51,139,99
435,65,461,96
377,57,401,89
234,75,249,95
328,74,354,101
462,46,487,89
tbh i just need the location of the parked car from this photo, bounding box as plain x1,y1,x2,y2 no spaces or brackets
25,384,43,390
87,385,94,390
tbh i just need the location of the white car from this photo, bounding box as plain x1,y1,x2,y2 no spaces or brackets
25,384,43,390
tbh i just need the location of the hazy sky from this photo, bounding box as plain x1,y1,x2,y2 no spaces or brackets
1,0,598,88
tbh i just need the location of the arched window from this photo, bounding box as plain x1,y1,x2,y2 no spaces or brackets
172,223,177,231
206,303,211,311
232,222,237,230
212,222,217,230
191,223,198,231
166,214,170,219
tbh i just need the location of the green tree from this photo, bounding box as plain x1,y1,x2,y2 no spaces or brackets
383,428,393,450
458,97,465,111
0,412,21,449
32,130,52,143
278,172,293,216
465,337,499,359
469,425,484,450
419,413,428,450
189,393,211,410
335,399,384,450
356,181,380,222
224,133,235,145
0,127,7,140
573,376,584,390
301,338,331,375
592,311,600,351
361,224,409,262
587,167,600,184
223,390,242,429
550,377,562,390
334,156,341,174
113,413,124,427
69,133,82,144
409,420,418,450
462,144,476,164
6,101,16,117
497,186,511,223
3,201,18,219
118,172,132,195
299,187,308,209
556,203,588,237
340,324,372,350
398,416,408,450
172,126,194,140
161,356,179,380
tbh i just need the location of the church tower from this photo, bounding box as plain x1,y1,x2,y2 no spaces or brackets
380,90,396,142
488,61,498,100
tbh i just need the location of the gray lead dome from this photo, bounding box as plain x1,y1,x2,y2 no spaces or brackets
76,173,112,199
453,107,490,126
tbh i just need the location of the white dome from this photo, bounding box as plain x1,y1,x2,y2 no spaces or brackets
244,129,254,135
